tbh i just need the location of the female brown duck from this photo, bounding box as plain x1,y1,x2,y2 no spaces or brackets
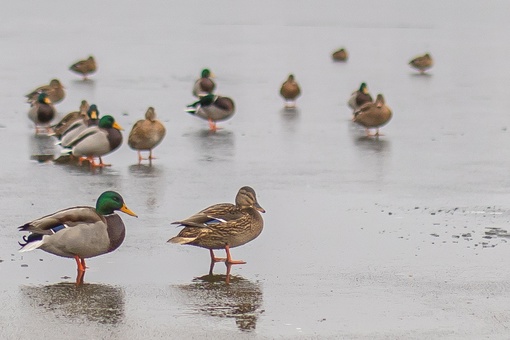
353,94,392,136
168,186,265,280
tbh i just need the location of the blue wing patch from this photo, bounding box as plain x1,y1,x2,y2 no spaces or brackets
50,224,68,234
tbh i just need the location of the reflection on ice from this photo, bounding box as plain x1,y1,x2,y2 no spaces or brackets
176,274,263,332
20,282,125,325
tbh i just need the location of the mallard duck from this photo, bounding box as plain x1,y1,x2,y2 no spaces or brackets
332,48,348,61
69,56,97,80
128,107,166,164
51,100,89,138
347,82,373,111
186,94,235,132
18,191,137,282
192,68,216,98
168,186,265,278
28,92,56,134
409,53,433,74
280,74,301,108
26,79,65,104
59,104,100,147
353,94,392,136
61,115,123,167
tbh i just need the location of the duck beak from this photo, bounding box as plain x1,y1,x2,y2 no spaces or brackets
120,204,138,217
113,122,124,131
90,111,98,119
210,72,216,78
44,98,51,104
254,202,266,213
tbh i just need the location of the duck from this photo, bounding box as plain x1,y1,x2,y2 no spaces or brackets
332,48,348,61
409,53,433,74
192,68,216,98
61,115,123,167
128,107,166,164
280,74,301,108
168,186,265,280
347,82,373,111
18,191,137,283
28,92,56,134
69,56,97,80
51,100,90,138
353,94,392,136
26,79,65,104
186,93,235,132
59,104,100,147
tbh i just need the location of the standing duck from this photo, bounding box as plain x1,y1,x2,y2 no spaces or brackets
280,74,301,108
353,94,392,136
347,82,373,112
409,53,433,74
26,79,65,104
332,48,348,61
18,191,137,284
128,107,166,164
168,186,265,281
28,92,56,134
51,100,90,138
186,94,235,132
192,68,216,98
69,55,97,80
61,115,123,167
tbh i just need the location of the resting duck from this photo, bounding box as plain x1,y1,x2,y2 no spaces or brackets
168,186,265,281
28,92,56,134
61,115,123,167
69,56,97,80
332,48,348,61
59,104,100,147
128,107,166,164
51,100,90,138
409,53,433,74
186,94,235,132
26,79,65,104
192,68,216,98
280,74,301,108
347,82,373,111
353,94,392,136
18,191,137,283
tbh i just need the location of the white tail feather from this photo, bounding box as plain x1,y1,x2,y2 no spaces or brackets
19,239,44,252
167,236,197,244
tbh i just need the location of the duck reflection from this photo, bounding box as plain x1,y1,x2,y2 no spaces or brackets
177,274,263,332
279,107,300,134
20,282,125,324
352,134,391,154
29,134,57,162
189,129,235,162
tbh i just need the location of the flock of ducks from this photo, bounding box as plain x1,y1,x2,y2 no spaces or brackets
19,50,433,284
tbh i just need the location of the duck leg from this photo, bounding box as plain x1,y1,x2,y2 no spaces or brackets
208,119,217,132
225,263,233,284
75,270,85,286
208,249,226,275
224,245,246,265
74,255,86,272
137,151,144,164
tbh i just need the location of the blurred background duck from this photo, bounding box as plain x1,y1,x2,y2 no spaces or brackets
280,74,301,108
409,53,433,74
347,82,373,112
51,100,89,138
168,186,265,280
128,107,166,164
59,104,100,147
25,79,65,104
186,93,235,132
69,55,97,80
18,191,137,284
28,92,56,134
353,94,392,136
332,48,348,61
192,68,216,98
61,115,123,168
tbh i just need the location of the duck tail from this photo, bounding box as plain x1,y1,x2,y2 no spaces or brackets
18,234,44,252
60,148,72,155
167,236,196,244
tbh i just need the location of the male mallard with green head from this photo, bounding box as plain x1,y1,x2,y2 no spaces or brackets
353,94,392,136
192,68,216,98
69,56,97,80
186,93,235,132
61,115,123,168
347,82,373,111
59,104,100,147
128,107,166,164
18,191,137,283
28,92,56,134
26,79,65,104
409,53,433,74
280,74,301,108
168,186,265,280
